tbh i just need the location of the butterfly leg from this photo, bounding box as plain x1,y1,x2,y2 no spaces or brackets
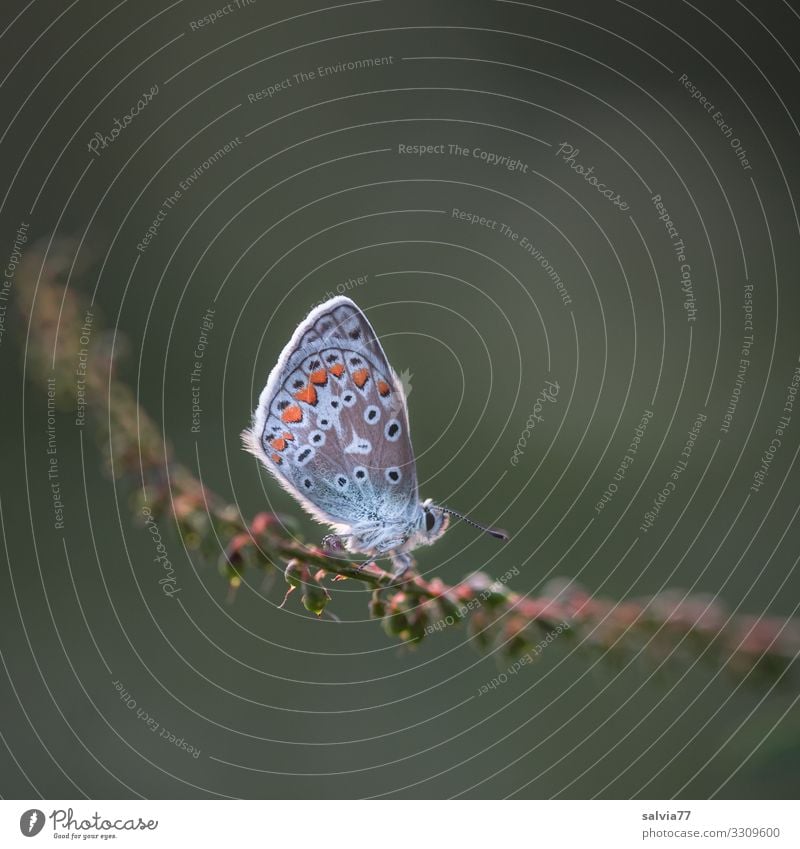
388,551,415,580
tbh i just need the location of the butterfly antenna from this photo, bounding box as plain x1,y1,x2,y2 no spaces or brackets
440,506,509,541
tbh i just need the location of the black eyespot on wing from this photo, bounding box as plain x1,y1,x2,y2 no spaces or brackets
297,448,312,462
326,353,338,363
303,477,313,489
330,400,339,409
309,359,320,369
293,379,304,389
350,356,362,365
425,510,436,532
385,467,401,484
277,400,289,410
355,469,366,479
384,419,402,441
349,329,361,340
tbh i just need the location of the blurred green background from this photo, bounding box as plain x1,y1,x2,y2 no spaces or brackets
1,0,799,799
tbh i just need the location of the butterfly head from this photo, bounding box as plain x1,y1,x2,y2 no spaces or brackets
418,498,450,544
414,498,508,548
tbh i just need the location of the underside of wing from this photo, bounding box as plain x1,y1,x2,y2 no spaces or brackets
243,297,418,530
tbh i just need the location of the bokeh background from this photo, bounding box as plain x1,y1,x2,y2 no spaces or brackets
1,0,799,799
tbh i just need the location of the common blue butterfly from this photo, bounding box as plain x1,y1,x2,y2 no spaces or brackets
243,297,507,576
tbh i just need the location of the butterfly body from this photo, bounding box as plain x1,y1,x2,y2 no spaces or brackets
243,297,451,573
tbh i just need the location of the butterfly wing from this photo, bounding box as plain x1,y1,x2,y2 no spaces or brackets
243,297,419,544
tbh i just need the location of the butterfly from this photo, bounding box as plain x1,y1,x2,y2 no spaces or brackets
242,297,507,576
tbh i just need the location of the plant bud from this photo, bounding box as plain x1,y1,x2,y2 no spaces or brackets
382,608,409,636
302,581,331,616
369,590,386,619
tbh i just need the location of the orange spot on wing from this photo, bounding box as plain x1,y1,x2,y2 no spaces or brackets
271,453,282,465
281,405,303,423
329,363,345,378
352,367,370,388
309,368,328,385
282,431,294,441
293,384,318,405
270,437,287,451
377,379,391,397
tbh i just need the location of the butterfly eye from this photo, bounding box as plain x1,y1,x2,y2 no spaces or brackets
425,510,436,532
